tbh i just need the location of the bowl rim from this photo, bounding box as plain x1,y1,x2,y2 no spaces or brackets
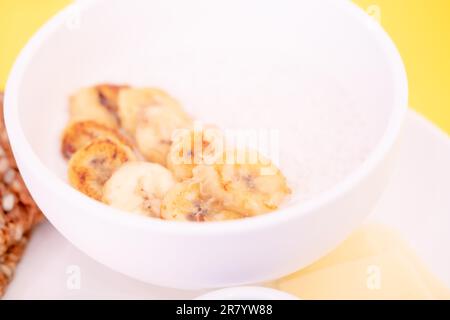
4,0,408,236
194,286,299,300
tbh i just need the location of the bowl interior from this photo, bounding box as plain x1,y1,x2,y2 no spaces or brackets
13,0,402,207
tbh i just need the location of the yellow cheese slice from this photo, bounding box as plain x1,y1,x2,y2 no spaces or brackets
276,224,450,300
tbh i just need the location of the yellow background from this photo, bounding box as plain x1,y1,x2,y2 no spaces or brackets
0,0,449,134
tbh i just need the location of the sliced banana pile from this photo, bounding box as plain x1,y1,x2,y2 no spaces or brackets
135,105,193,165
166,125,224,181
192,150,291,216
69,84,128,128
61,120,133,159
118,88,184,134
61,84,291,222
103,162,175,217
161,180,244,222
67,138,136,201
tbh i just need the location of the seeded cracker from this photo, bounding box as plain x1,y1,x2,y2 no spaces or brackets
0,92,43,297
0,236,28,297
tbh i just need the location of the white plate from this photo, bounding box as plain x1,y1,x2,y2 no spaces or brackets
4,110,450,299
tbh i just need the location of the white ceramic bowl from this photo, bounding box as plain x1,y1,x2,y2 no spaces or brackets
4,0,407,289
195,287,299,300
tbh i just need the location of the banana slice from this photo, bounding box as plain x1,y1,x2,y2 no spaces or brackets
102,161,175,217
69,84,127,128
118,88,185,134
135,106,193,165
61,120,133,160
161,180,243,222
192,150,291,216
68,138,136,201
166,125,224,181
96,83,127,115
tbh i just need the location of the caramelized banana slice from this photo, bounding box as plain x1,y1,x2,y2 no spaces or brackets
102,161,175,217
69,84,127,127
68,138,136,201
166,125,224,181
161,180,243,222
118,88,186,134
135,106,192,165
96,83,127,115
193,150,291,216
61,120,133,160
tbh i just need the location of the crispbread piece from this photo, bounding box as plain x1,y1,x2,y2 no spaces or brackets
0,92,42,255
0,235,29,297
0,92,43,297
